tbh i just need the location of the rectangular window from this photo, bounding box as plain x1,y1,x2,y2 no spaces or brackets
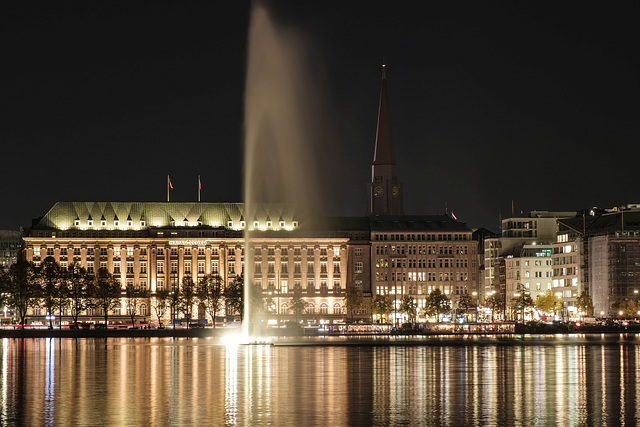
185,261,191,274
113,247,120,257
140,262,147,274
333,262,340,273
157,279,164,291
307,262,314,273
228,261,235,274
127,247,133,256
355,248,363,256
198,261,205,274
114,262,120,274
87,261,94,274
140,280,147,293
33,247,41,256
281,280,288,294
355,262,363,274
157,262,164,274
127,262,134,274
212,261,218,274
171,261,177,273
281,263,288,273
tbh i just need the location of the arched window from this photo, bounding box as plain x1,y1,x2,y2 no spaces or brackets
140,304,148,317
333,303,342,315
306,303,315,314
320,303,328,315
281,303,288,314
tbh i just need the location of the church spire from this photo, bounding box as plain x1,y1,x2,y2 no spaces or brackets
373,63,396,166
367,63,403,216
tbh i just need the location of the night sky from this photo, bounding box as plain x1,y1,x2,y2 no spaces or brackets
2,1,639,232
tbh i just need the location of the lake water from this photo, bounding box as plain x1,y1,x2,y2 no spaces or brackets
2,334,639,426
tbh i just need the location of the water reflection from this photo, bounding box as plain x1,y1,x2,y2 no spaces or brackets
0,335,639,425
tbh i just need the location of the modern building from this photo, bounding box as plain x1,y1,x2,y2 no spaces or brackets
581,207,640,317
0,230,22,270
504,243,553,317
483,211,576,303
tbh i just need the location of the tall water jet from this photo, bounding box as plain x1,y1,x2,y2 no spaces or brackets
242,1,324,338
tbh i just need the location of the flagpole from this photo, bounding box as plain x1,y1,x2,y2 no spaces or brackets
167,175,170,202
198,175,201,202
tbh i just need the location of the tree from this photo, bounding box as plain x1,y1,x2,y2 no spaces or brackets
90,268,122,325
197,274,224,327
289,288,306,323
512,284,535,321
484,294,504,322
399,295,418,323
125,284,148,326
457,294,475,321
575,291,594,317
345,285,364,322
535,289,562,317
225,275,244,320
67,263,91,327
625,298,640,318
5,260,39,328
424,289,451,322
152,289,170,326
38,256,63,328
371,295,393,323
179,275,197,327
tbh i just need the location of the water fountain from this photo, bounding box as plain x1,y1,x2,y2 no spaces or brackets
241,1,323,339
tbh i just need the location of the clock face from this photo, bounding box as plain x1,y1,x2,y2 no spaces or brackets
374,186,384,198
392,186,399,197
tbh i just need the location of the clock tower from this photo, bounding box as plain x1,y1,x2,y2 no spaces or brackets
367,64,403,216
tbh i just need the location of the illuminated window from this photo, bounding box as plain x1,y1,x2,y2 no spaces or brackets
157,262,164,274
185,261,191,274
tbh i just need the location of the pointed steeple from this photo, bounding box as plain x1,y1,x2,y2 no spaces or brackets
373,63,396,166
367,62,403,216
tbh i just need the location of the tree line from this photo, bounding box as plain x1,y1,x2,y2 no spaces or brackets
0,256,242,329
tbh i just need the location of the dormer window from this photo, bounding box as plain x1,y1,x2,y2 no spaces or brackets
140,221,146,227
253,221,259,228
88,220,94,227
266,221,272,228
74,220,80,227
127,220,132,227
279,221,285,228
292,221,298,228
114,220,120,227
240,221,246,228
228,220,233,228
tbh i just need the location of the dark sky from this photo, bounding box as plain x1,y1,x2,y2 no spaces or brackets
2,1,639,232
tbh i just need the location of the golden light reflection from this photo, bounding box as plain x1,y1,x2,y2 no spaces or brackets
2,336,640,425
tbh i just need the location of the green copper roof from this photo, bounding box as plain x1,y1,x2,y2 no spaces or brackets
31,202,303,231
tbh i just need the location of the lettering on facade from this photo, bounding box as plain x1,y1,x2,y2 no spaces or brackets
168,240,207,245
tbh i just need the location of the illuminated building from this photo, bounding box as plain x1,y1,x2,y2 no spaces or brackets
20,66,480,325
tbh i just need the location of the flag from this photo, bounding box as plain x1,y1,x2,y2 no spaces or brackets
198,176,201,190
451,211,457,220
168,175,173,189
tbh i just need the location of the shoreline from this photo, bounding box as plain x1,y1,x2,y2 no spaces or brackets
1,325,638,339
